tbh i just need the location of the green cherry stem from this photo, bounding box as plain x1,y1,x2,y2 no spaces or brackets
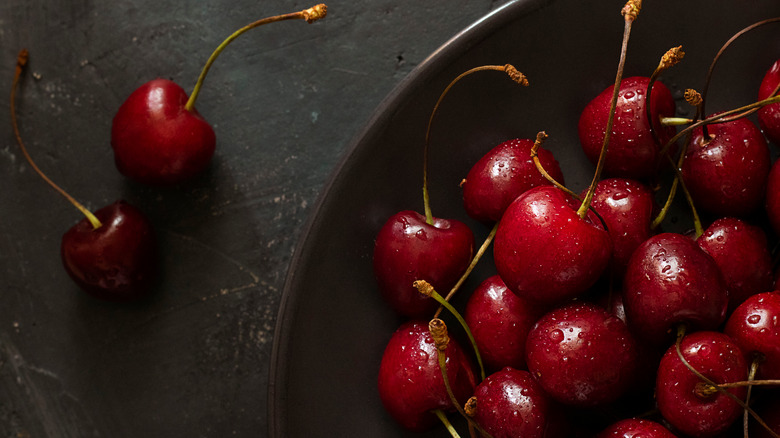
10,49,102,230
417,281,486,380
184,4,327,112
432,409,461,438
422,64,528,224
577,0,640,219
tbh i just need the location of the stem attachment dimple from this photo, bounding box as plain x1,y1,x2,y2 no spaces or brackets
10,49,102,230
185,4,328,112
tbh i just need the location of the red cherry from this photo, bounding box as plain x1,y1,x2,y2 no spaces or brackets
464,275,545,371
377,320,476,432
373,210,473,318
578,76,676,179
584,178,656,278
494,185,611,305
525,302,638,406
597,418,678,438
655,331,747,437
758,59,780,145
470,367,550,438
111,79,216,186
681,116,770,217
61,201,158,301
623,233,728,345
724,291,780,380
461,138,564,223
696,217,773,312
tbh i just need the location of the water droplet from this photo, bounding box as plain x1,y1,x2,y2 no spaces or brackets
748,314,761,324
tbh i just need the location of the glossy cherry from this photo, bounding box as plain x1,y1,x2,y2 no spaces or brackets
597,418,678,438
469,367,550,438
464,275,545,371
61,201,158,301
578,76,676,180
111,79,216,186
377,320,476,432
724,291,780,380
655,331,747,437
525,302,638,406
373,211,473,318
696,217,773,312
584,177,655,279
758,58,780,145
461,138,564,223
681,115,770,217
623,232,728,346
494,185,611,305
111,5,327,186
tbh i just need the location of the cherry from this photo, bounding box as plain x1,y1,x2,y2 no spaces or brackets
11,49,158,301
463,275,545,371
61,201,158,301
623,232,728,346
597,418,678,438
584,177,656,279
377,320,476,432
681,115,770,217
111,5,327,186
461,138,564,223
696,217,773,312
373,211,473,318
524,302,638,406
655,331,747,437
493,185,611,305
758,59,780,145
724,291,780,380
578,76,676,180
468,367,550,438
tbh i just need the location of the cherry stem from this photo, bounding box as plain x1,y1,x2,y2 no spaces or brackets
674,325,779,438
577,1,638,219
10,49,102,230
434,223,498,319
184,4,327,112
697,16,780,139
416,280,486,380
430,319,492,438
744,359,759,438
422,64,528,224
432,409,461,438
645,46,685,146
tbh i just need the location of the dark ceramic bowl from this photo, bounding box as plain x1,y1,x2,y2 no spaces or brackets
269,0,780,436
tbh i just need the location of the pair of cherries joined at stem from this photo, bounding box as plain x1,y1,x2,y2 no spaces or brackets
374,4,780,437
10,5,327,301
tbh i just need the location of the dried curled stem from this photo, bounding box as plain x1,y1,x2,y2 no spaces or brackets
685,89,703,107
464,397,477,417
621,0,641,21
429,318,449,351
658,46,685,73
302,4,327,23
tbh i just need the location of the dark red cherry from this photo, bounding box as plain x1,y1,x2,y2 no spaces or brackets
525,302,638,406
61,200,157,301
578,76,676,179
766,159,780,236
461,138,564,223
494,185,611,305
584,178,656,278
464,275,545,371
724,291,780,380
655,331,747,437
681,115,770,217
111,79,216,186
623,233,728,346
597,418,678,438
377,320,476,432
696,217,773,312
373,210,473,318
470,367,550,438
758,58,780,145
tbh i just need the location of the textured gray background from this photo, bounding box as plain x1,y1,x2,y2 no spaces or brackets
0,1,510,436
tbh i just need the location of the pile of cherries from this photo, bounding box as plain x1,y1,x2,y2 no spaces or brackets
373,4,780,438
10,5,327,302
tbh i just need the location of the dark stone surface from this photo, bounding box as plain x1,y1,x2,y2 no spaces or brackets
0,1,509,436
